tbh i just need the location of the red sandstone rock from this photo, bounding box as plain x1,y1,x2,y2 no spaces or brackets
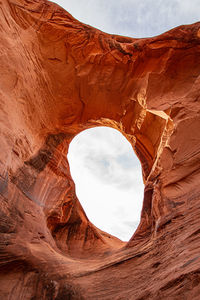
0,0,200,299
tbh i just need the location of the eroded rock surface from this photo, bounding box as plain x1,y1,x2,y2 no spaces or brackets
0,0,200,299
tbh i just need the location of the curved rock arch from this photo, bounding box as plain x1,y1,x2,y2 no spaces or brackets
1,0,200,299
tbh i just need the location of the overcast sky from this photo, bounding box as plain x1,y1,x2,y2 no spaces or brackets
68,128,143,241
52,0,199,241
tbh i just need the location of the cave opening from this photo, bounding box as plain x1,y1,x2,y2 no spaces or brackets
67,126,144,241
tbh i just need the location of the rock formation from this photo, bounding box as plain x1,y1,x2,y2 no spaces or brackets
0,0,200,299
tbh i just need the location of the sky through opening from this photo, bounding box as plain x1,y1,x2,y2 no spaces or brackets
68,127,143,241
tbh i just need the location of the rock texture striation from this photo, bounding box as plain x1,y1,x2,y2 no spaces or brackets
0,0,200,299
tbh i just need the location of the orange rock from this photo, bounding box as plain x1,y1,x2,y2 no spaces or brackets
0,0,200,299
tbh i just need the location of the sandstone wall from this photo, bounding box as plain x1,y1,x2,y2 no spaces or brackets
0,1,200,299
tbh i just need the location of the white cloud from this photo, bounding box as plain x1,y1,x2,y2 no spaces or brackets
52,0,200,37
68,127,143,241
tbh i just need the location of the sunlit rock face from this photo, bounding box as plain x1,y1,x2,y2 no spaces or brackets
0,1,200,299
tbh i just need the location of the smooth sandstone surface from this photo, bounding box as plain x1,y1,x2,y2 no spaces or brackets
0,0,200,299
